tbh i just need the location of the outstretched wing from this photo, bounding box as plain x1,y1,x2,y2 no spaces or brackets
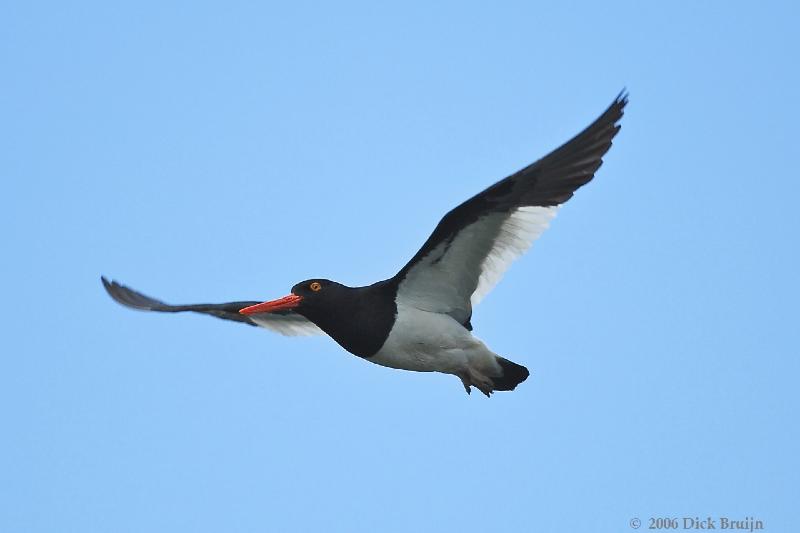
393,93,627,327
102,277,322,336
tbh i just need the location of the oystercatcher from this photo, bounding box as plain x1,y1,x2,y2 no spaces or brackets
103,93,627,396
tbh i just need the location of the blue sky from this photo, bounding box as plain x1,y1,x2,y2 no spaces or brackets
2,1,798,531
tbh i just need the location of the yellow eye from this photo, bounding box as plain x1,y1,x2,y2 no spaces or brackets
309,282,322,292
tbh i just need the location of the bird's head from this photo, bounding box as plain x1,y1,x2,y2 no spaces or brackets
238,278,342,318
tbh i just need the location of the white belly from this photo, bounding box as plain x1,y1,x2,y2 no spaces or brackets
370,303,500,376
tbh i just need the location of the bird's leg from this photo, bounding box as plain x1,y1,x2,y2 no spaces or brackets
457,369,494,397
467,368,495,398
457,373,472,395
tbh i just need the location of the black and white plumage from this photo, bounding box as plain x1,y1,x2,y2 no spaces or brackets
103,93,627,396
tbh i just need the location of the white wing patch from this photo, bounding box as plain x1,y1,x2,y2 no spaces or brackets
397,206,558,323
249,314,323,336
471,205,558,305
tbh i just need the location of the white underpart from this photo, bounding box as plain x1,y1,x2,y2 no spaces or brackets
249,314,323,336
370,301,502,377
398,205,559,324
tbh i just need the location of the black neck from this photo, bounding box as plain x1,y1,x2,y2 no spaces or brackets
298,279,398,358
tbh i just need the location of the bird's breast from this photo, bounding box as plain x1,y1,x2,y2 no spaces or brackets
368,303,478,373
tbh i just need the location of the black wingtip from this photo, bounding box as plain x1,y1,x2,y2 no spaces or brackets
612,89,629,120
101,275,115,299
100,275,114,295
101,276,167,311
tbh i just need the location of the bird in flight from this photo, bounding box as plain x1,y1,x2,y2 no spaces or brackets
103,93,627,396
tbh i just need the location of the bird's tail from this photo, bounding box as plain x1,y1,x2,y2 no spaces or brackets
492,357,530,391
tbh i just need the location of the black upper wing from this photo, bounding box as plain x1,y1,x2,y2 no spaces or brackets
391,93,627,323
102,277,321,335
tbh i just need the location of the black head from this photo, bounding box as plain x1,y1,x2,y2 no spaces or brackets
239,277,399,358
238,278,348,319
288,279,351,319
291,278,336,299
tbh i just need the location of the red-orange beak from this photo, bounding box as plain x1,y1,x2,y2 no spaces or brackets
239,294,303,315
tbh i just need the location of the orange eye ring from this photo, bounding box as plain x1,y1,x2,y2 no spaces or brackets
309,282,322,292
